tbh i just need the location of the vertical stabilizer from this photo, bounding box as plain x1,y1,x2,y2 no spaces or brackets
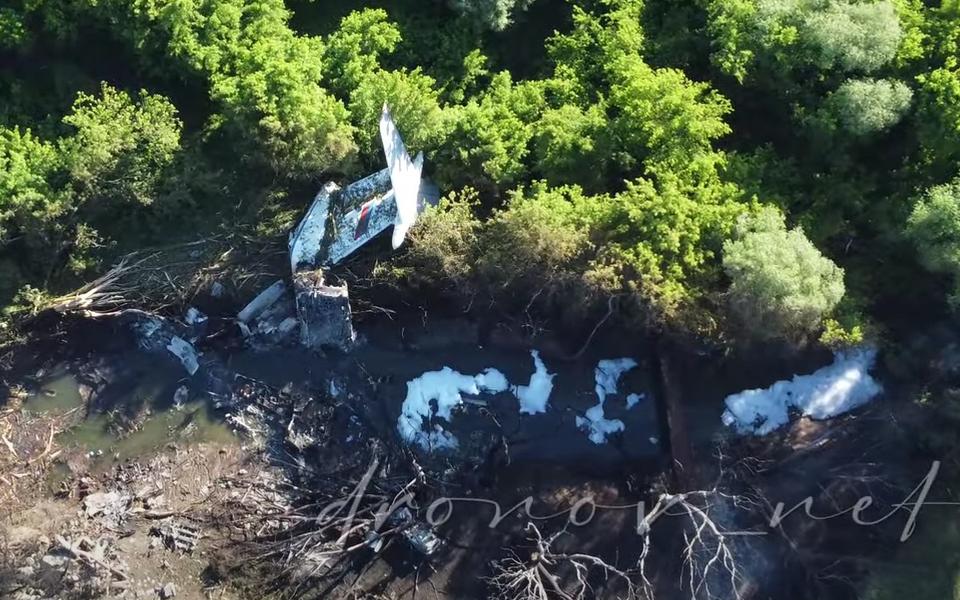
380,104,423,249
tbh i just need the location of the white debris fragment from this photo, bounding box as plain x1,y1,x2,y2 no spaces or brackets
397,366,506,451
277,317,299,334
237,280,287,323
210,281,226,298
132,316,166,351
576,410,625,445
329,380,340,398
626,393,644,409
173,385,189,410
185,307,207,326
166,336,199,375
83,491,131,526
577,358,638,444
512,351,555,415
722,348,883,436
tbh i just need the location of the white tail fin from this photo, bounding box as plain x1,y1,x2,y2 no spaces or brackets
380,104,423,249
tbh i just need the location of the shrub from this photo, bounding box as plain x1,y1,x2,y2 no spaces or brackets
723,206,846,340
477,182,595,310
385,188,482,294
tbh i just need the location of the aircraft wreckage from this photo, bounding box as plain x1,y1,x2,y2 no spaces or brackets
238,104,437,351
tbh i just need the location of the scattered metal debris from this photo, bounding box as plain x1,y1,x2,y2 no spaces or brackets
154,519,202,553
173,385,189,410
390,507,443,557
185,307,206,326
83,491,132,527
294,270,355,352
184,307,208,341
166,336,200,375
237,279,287,323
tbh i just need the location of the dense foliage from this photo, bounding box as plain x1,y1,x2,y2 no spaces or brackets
1,0,959,343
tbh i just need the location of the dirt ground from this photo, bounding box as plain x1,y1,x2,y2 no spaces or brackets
1,439,263,600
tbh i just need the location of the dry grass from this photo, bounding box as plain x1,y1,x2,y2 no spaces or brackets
0,394,78,515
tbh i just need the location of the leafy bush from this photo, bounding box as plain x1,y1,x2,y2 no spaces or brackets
0,8,26,49
819,317,865,348
435,73,544,189
704,0,902,78
477,182,595,306
723,206,846,340
906,178,960,277
60,84,181,209
532,103,609,190
388,188,482,294
906,177,960,307
1,83,183,284
802,0,902,72
591,176,747,314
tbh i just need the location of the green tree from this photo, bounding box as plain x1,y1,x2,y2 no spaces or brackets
0,83,184,285
541,0,733,186
703,0,903,80
0,7,27,49
0,126,67,253
47,0,357,177
802,0,902,72
447,0,535,31
323,8,402,94
436,72,545,189
608,58,732,182
531,103,609,190
723,206,846,340
593,175,747,313
906,177,960,284
914,0,960,175
59,84,182,209
820,78,913,135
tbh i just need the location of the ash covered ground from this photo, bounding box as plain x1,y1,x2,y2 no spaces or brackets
0,300,932,600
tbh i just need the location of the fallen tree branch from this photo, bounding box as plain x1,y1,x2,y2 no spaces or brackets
565,295,619,361
487,522,639,600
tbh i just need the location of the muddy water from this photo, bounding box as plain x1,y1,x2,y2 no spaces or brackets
25,359,236,481
27,367,84,415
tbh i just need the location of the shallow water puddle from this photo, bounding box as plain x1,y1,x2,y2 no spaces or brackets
26,368,84,415
57,400,236,463
25,362,236,479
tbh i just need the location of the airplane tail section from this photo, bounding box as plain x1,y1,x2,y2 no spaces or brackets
380,105,423,249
